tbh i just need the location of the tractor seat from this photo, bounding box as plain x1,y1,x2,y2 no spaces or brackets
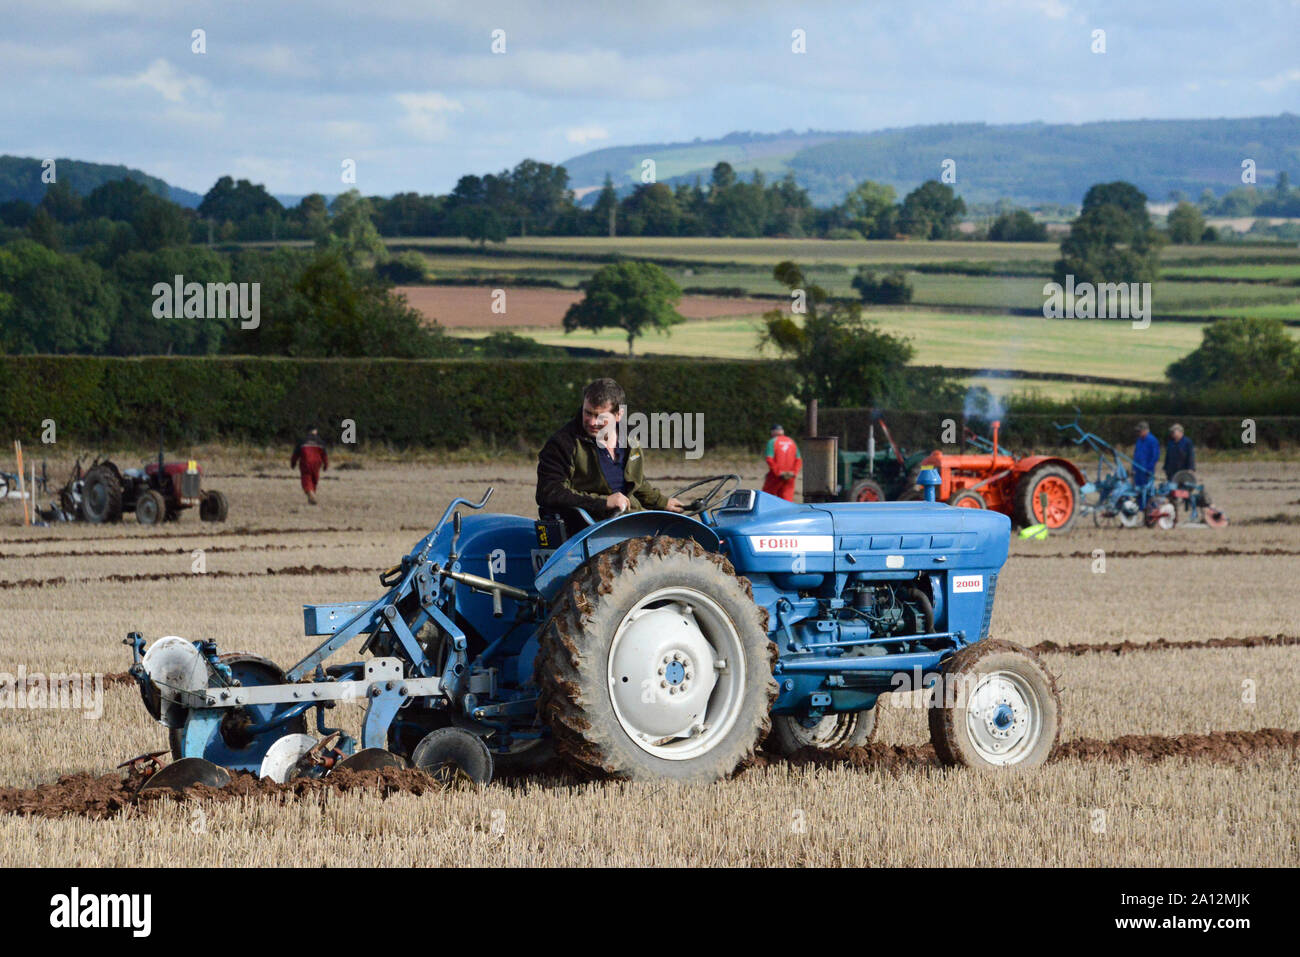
537,506,598,546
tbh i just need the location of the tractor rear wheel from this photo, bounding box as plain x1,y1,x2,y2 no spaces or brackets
80,465,123,523
948,490,985,509
136,489,165,526
1014,464,1079,533
200,489,229,522
768,708,877,755
928,639,1059,770
848,478,886,503
536,536,777,782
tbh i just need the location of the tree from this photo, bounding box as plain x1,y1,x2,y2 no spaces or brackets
988,209,1047,242
0,239,116,353
852,267,913,304
1166,201,1206,244
227,247,454,358
591,175,618,237
766,173,813,237
1053,180,1161,286
320,190,387,266
898,180,965,239
760,260,915,406
562,261,685,355
287,194,330,240
841,181,897,239
1166,317,1300,390
109,246,233,355
451,204,507,247
198,176,284,224
509,159,570,235
622,183,680,236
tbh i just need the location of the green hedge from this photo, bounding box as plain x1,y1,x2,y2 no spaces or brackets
815,408,1300,452
0,356,797,449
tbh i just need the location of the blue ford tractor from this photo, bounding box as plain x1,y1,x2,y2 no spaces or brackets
126,471,1059,789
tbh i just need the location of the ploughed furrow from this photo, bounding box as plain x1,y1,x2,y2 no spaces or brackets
0,564,376,590
1011,547,1300,559
1031,633,1300,655
3,728,1297,821
0,526,366,545
0,542,356,561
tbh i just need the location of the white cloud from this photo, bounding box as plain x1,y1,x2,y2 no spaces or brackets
1260,68,1300,92
228,44,319,80
565,124,609,145
394,92,464,141
104,58,208,103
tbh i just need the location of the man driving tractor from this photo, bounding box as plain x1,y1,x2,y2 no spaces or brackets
537,378,685,521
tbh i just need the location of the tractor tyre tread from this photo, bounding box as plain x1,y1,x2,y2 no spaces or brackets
80,465,124,523
1013,463,1079,533
768,707,878,755
927,639,1060,770
535,535,777,782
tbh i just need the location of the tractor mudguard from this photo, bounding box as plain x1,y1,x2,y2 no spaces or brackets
532,510,720,603
1015,455,1087,488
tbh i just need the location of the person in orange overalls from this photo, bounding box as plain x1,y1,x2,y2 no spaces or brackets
761,424,801,501
290,426,329,505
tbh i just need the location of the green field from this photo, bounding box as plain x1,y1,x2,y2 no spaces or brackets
416,236,1299,399
458,310,1233,381
404,239,1300,318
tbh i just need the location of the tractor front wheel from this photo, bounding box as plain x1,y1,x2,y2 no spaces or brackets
536,536,777,782
80,465,123,523
849,478,886,502
928,639,1059,770
948,490,985,509
768,708,877,755
200,489,229,522
1014,464,1079,533
136,489,166,526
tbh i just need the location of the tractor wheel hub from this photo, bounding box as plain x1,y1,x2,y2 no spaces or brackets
610,606,714,739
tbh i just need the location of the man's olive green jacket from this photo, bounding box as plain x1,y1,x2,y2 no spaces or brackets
536,415,669,520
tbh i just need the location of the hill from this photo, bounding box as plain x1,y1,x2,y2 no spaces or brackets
561,114,1300,207
0,156,203,208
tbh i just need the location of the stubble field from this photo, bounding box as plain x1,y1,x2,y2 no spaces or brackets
0,451,1297,866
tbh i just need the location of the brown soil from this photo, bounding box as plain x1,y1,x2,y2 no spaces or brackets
1012,547,1300,559
396,285,784,329
5,727,1296,822
0,564,376,590
1030,633,1300,655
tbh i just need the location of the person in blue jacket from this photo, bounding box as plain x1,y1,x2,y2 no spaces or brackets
1132,421,1160,487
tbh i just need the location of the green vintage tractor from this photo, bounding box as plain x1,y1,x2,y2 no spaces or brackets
803,415,931,503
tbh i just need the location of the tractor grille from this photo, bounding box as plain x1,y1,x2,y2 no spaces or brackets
181,473,201,498
979,572,998,640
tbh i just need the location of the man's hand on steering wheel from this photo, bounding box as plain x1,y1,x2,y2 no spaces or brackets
666,474,741,514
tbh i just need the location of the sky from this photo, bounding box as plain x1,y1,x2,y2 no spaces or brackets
3,0,1298,198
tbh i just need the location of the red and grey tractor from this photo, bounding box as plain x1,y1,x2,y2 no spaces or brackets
62,451,228,526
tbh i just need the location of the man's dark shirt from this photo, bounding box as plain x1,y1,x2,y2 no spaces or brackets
1165,435,1195,478
596,443,626,494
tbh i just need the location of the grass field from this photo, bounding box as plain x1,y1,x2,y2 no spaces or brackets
397,237,1298,396
450,308,1218,384
1,453,1297,866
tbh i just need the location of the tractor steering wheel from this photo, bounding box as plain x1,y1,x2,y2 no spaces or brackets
668,474,741,515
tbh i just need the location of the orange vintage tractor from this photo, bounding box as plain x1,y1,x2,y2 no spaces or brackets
918,420,1085,533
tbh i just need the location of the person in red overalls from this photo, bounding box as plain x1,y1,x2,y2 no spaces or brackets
761,424,801,502
290,426,329,505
